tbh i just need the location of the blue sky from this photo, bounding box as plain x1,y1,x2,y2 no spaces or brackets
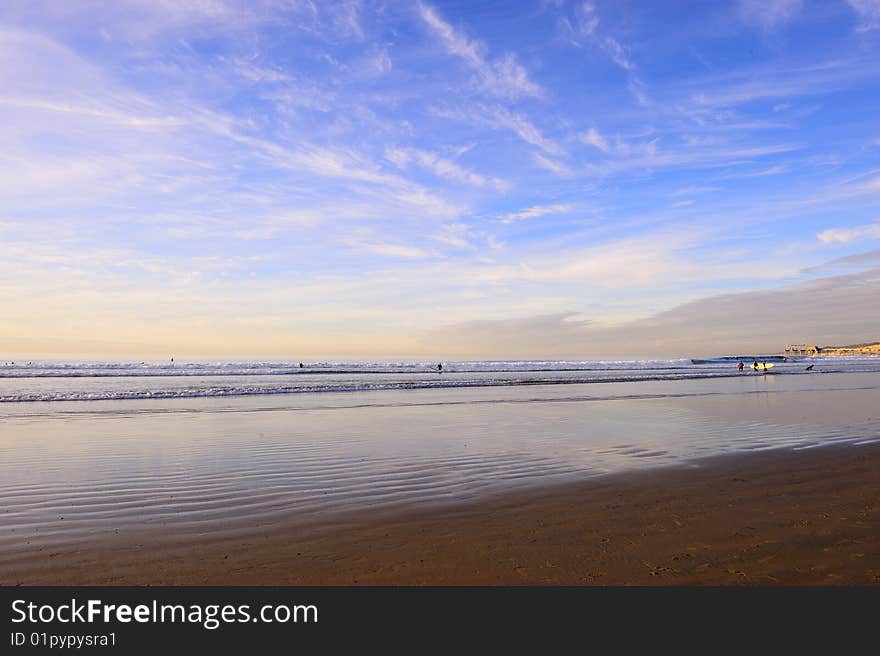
1,0,880,357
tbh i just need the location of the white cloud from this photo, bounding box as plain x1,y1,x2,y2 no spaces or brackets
418,2,543,99
368,48,392,75
847,0,880,31
716,164,788,179
385,147,508,190
601,35,634,71
347,241,434,259
584,143,798,176
672,186,719,196
229,57,290,84
817,223,880,244
429,223,480,250
559,3,633,72
430,233,474,249
429,103,563,157
580,127,610,152
739,0,802,30
533,153,574,176
483,105,563,155
501,203,572,223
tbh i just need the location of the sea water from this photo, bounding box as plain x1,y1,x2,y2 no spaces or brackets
1,356,879,560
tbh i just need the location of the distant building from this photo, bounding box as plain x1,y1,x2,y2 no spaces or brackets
785,342,880,356
784,344,820,355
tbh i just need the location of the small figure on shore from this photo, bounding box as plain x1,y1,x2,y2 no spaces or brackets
737,361,744,371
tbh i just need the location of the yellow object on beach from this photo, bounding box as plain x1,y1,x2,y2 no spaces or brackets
750,363,775,371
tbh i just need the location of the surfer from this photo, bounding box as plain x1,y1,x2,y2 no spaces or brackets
805,364,814,371
737,361,744,371
437,363,443,373
299,362,304,368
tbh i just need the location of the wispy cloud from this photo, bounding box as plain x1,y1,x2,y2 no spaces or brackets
476,105,564,155
579,127,610,152
559,3,634,71
585,143,800,176
672,186,720,196
600,34,634,72
817,222,880,244
847,0,880,31
429,223,481,250
346,240,434,259
802,249,880,273
500,203,572,223
418,2,543,99
385,146,508,190
738,0,802,30
533,153,573,176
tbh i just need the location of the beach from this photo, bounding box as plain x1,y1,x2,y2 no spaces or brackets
1,359,879,586
4,442,879,585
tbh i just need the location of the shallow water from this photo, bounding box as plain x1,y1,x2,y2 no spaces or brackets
2,354,877,402
1,368,879,561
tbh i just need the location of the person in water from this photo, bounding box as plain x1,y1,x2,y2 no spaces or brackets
437,363,443,372
737,361,744,371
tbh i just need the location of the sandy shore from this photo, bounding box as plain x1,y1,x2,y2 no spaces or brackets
4,443,879,586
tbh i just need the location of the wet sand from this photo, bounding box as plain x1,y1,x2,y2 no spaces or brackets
5,442,879,586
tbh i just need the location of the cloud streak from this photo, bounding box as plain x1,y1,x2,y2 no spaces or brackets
501,204,572,223
418,2,543,99
818,222,880,244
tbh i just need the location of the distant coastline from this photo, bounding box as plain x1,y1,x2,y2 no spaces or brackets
784,341,880,356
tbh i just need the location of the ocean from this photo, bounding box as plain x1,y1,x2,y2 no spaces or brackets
2,356,879,562
2,355,879,403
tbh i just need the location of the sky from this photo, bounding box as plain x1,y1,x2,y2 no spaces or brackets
1,0,880,358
